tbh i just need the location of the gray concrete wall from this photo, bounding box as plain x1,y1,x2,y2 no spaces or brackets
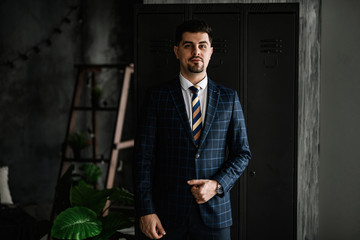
319,0,360,239
0,0,79,210
0,0,138,220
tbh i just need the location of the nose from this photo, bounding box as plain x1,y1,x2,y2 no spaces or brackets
192,46,200,56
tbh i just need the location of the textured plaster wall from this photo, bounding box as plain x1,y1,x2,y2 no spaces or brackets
320,0,360,239
0,0,80,209
0,0,138,220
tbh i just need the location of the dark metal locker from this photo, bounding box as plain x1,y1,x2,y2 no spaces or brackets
191,4,241,92
135,4,185,106
245,4,298,240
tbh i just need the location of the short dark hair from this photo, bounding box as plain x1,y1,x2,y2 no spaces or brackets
175,19,213,46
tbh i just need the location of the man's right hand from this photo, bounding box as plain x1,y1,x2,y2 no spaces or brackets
140,213,166,239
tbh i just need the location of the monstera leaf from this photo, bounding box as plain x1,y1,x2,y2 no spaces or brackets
106,187,134,205
51,164,135,240
70,181,107,215
102,211,134,232
51,206,102,240
89,212,134,240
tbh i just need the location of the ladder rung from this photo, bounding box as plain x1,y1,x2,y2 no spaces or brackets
114,140,135,150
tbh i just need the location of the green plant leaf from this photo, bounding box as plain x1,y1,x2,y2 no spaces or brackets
70,181,107,215
103,212,134,231
80,164,102,185
68,132,89,150
51,206,102,240
105,187,134,205
89,212,134,240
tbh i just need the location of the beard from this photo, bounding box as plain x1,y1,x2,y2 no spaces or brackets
187,60,204,73
188,64,204,73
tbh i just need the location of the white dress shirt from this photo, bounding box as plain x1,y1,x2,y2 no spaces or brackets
179,73,208,127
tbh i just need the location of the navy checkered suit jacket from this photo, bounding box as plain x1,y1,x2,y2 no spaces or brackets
134,77,251,229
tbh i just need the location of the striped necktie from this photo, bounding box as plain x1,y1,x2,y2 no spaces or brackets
189,85,202,147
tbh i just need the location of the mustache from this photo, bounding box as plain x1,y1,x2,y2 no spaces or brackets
190,56,203,61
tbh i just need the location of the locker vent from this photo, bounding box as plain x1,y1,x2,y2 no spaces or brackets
249,4,269,12
194,5,213,12
212,39,228,54
260,39,283,54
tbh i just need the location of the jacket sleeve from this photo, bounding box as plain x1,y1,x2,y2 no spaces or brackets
213,91,251,193
134,89,158,217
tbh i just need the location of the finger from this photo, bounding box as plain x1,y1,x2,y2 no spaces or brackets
156,222,166,236
140,220,159,239
150,230,164,239
187,179,205,185
147,219,165,239
191,185,199,191
196,198,205,204
191,187,200,198
191,191,202,202
149,228,161,239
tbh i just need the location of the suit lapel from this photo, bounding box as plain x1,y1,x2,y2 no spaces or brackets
199,79,219,148
168,78,220,148
168,79,194,142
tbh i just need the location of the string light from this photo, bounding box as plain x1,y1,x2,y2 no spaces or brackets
0,4,80,69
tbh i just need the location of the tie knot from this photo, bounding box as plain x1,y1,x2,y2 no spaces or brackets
189,85,200,94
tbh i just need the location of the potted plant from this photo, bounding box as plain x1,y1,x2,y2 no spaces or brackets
91,86,103,108
51,164,134,240
78,163,102,186
67,132,89,159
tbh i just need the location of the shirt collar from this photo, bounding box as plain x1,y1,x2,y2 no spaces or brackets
179,73,208,91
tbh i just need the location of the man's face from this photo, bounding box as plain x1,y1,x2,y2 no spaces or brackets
174,32,213,77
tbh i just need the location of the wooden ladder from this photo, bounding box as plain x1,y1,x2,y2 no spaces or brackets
58,63,134,188
48,63,134,240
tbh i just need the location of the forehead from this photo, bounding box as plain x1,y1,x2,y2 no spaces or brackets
180,32,211,44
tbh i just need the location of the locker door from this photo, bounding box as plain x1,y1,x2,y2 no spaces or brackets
245,9,298,240
135,5,185,105
192,4,241,92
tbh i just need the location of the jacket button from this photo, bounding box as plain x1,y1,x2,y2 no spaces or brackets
195,153,200,159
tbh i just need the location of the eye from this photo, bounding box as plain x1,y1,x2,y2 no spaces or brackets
184,44,191,48
199,45,207,49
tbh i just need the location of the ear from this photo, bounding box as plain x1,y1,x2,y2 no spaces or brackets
174,45,179,59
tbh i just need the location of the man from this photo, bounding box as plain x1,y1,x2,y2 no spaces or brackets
134,20,251,239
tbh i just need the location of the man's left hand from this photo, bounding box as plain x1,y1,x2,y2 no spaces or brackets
187,179,218,204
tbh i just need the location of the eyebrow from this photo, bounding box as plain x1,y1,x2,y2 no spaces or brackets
182,41,209,45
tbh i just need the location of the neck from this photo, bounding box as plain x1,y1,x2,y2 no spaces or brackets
181,71,206,85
